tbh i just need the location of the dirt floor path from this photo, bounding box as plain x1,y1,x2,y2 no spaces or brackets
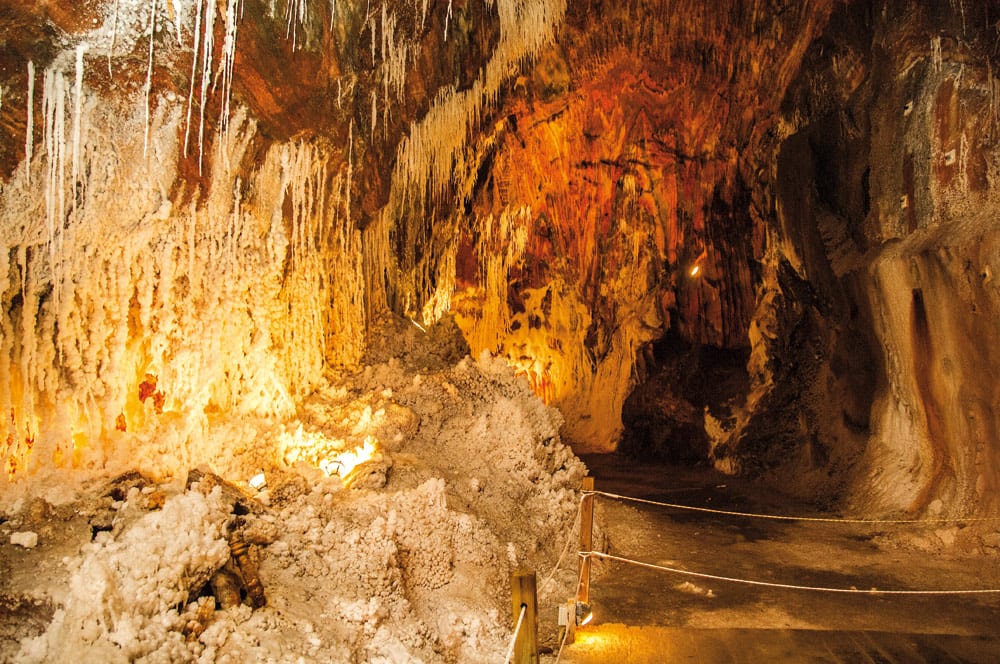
549,455,1000,663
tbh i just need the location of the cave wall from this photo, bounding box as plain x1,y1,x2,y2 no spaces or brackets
1,0,999,521
0,0,564,485
720,0,1000,516
450,0,834,451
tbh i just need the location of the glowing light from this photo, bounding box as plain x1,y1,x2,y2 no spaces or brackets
280,426,381,481
689,248,708,278
576,601,593,626
318,437,379,479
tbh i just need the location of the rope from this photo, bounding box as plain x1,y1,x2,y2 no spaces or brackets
540,497,583,592
590,490,1000,524
553,615,571,664
586,551,1000,595
555,536,590,664
503,605,528,664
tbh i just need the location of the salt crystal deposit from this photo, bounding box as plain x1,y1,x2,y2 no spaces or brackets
2,316,586,662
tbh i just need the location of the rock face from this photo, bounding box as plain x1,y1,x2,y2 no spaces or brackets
755,1,1000,516
0,1,998,518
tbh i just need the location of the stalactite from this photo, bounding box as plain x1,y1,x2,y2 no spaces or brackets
198,0,216,172
444,0,452,41
219,0,242,138
386,0,567,321
109,0,120,76
370,6,377,67
285,0,307,49
25,61,34,186
170,0,186,40
72,44,88,208
183,0,204,157
380,4,408,138
143,0,158,157
43,65,68,254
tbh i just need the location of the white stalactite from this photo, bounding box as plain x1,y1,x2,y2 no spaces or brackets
108,0,120,76
198,0,216,172
183,0,204,157
143,0,157,158
444,0,452,41
171,0,184,40
219,0,242,138
72,43,88,206
25,61,34,186
285,0,307,49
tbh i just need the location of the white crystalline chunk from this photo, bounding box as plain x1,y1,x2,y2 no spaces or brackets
248,472,267,490
10,531,39,548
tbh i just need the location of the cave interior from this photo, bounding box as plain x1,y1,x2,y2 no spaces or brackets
1,0,1000,661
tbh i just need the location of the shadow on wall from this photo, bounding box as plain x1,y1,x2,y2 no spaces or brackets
619,329,750,463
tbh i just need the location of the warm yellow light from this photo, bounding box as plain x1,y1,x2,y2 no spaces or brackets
576,601,593,626
280,426,381,480
689,264,701,277
319,437,379,478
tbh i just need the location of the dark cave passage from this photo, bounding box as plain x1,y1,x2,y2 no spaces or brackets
620,332,749,465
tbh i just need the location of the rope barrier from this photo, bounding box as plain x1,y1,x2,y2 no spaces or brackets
585,550,1000,595
553,611,571,664
540,496,583,593
589,489,1000,524
554,538,590,664
503,605,527,664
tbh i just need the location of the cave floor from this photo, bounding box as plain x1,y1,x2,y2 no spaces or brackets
551,455,1000,664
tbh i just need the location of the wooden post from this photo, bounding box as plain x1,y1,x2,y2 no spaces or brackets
577,476,595,605
563,599,577,644
511,568,539,664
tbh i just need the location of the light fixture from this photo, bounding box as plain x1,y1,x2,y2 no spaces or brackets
576,601,593,627
689,248,707,278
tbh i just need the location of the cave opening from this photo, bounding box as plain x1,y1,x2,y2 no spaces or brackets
620,329,750,465
2,0,1000,661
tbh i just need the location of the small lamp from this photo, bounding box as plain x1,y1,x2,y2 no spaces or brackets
576,601,593,627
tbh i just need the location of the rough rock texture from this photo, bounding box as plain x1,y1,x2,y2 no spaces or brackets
452,0,834,450
0,0,999,527
709,1,1000,520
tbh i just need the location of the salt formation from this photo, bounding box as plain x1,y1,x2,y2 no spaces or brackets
3,319,585,663
1,0,572,489
387,0,568,322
